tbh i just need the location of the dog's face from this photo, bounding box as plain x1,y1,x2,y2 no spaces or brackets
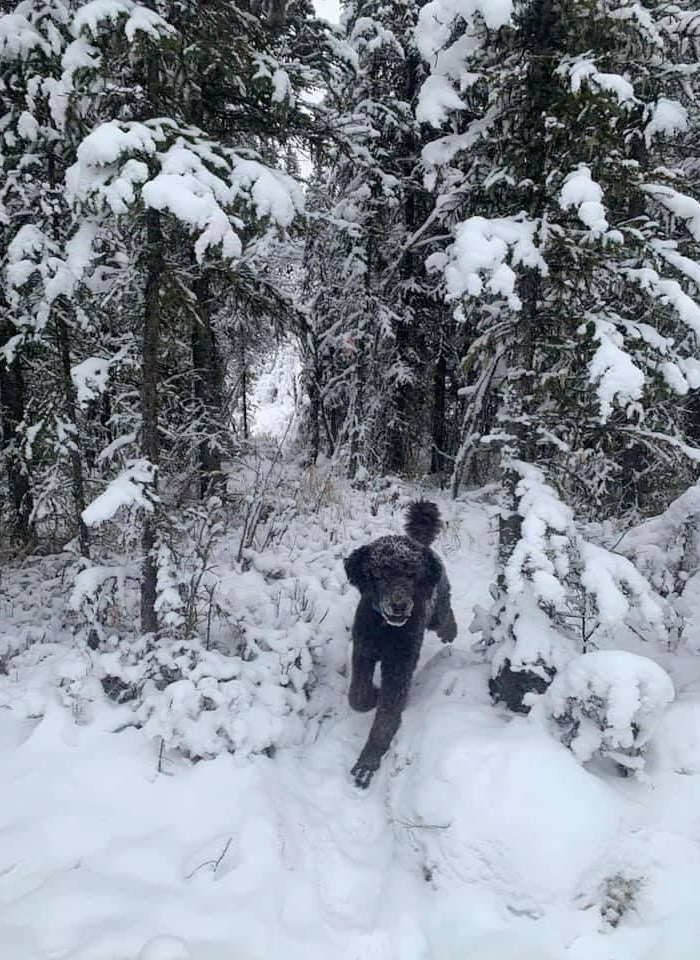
344,536,442,627
375,572,416,626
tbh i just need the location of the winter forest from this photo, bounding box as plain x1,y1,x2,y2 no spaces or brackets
4,0,700,957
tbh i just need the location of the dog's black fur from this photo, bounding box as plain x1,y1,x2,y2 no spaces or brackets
344,500,457,787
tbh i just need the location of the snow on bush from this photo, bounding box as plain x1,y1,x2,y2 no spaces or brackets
480,463,666,712
543,650,675,775
489,588,577,687
503,462,573,606
82,458,157,525
67,119,304,264
587,318,645,421
0,460,368,760
486,462,664,641
615,481,700,649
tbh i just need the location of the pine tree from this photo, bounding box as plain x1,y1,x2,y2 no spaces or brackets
303,0,458,479
0,0,94,554
0,313,31,541
65,1,327,632
416,0,700,708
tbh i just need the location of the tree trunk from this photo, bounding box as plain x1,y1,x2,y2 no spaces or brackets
0,317,32,543
384,315,410,474
431,348,447,480
55,307,91,558
307,335,322,464
239,329,249,441
192,271,225,498
140,207,163,636
48,148,90,557
489,0,554,711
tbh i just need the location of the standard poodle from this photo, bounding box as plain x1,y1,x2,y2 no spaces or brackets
344,500,457,788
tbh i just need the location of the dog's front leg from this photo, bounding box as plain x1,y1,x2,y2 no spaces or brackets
351,655,416,789
438,606,457,644
348,644,378,712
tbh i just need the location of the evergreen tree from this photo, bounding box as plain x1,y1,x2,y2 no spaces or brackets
416,0,700,707
303,0,458,479
64,0,328,632
0,0,93,554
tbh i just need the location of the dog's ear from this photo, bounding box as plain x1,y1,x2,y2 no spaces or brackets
344,546,372,593
421,550,443,590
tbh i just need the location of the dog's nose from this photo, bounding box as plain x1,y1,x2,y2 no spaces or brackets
390,598,408,615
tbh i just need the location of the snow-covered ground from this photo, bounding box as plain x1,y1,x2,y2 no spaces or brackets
3,481,700,960
3,375,700,960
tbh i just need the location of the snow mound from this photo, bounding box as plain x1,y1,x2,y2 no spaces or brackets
137,935,191,960
544,650,675,774
649,701,700,774
391,677,624,916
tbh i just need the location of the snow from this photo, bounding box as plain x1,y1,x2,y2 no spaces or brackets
68,122,303,261
558,56,636,105
559,165,609,235
415,74,466,127
17,109,38,141
271,68,294,105
70,563,128,614
505,461,573,603
645,97,688,144
579,541,664,627
138,937,191,960
421,108,497,167
71,0,174,42
609,2,663,48
413,0,510,140
5,396,700,960
61,35,101,85
543,650,675,772
415,0,513,61
644,182,700,242
72,119,154,172
71,356,111,405
0,12,48,59
142,166,243,263
433,214,548,311
231,158,304,229
3,597,699,960
588,319,645,421
6,223,46,291
626,264,700,340
248,345,302,441
313,0,340,23
82,459,157,526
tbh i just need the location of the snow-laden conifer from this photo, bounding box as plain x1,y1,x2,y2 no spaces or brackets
417,0,700,708
302,0,459,478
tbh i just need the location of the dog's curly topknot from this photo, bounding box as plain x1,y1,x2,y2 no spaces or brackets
405,499,442,546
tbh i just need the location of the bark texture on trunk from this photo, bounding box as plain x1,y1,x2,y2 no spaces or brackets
192,272,225,498
0,317,32,543
140,207,163,636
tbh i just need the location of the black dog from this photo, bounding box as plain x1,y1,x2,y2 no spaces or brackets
344,500,457,788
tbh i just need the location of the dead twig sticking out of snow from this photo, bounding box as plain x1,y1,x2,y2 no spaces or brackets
185,838,233,880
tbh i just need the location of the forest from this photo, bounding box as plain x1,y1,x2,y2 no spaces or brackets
3,2,700,958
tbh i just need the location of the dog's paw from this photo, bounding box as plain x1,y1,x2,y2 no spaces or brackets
351,756,379,789
438,610,457,644
348,685,378,712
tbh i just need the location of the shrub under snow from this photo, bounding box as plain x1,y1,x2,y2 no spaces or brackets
480,462,666,713
543,650,674,775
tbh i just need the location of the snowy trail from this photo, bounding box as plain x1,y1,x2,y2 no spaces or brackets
4,493,700,958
